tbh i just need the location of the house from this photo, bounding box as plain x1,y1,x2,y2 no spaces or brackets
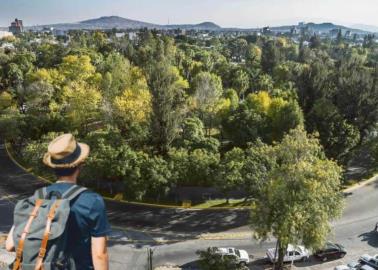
9,18,24,34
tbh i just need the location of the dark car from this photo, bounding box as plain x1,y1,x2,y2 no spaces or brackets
314,242,347,262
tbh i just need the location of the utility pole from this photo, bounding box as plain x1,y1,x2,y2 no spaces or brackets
147,247,153,270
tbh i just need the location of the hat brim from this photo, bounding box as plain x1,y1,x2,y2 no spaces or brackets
43,143,90,169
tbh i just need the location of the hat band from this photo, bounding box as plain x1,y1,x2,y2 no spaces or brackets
51,143,82,165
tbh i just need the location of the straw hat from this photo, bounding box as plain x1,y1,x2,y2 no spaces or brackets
43,134,90,168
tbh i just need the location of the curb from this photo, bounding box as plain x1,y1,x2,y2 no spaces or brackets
3,142,250,211
6,141,377,211
343,175,378,193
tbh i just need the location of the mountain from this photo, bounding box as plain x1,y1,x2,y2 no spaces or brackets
27,17,370,34
166,22,221,30
29,16,221,31
80,16,158,29
269,22,367,34
351,24,378,33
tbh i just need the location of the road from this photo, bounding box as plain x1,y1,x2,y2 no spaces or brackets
1,141,378,269
151,179,378,269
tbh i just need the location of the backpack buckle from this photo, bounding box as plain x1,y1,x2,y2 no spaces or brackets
38,248,47,258
16,247,23,257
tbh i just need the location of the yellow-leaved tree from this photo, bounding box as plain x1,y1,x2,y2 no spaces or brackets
112,67,152,137
62,82,102,134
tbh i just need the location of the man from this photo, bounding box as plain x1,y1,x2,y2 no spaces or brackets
6,134,111,270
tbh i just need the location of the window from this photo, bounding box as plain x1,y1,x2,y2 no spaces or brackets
235,250,241,257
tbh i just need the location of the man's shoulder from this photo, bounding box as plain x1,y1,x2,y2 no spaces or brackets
75,188,107,213
78,189,105,204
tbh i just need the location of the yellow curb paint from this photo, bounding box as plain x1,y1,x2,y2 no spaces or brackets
6,141,376,211
5,141,247,210
4,142,53,184
343,175,378,193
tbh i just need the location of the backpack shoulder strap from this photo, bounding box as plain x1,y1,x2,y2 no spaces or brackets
62,185,87,201
34,187,47,199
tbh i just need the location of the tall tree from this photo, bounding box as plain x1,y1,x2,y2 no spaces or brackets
250,127,344,270
261,40,280,74
191,71,223,134
147,61,189,155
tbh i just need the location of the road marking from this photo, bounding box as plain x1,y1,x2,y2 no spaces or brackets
199,231,253,240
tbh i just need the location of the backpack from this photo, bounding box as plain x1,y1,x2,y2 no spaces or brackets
10,184,87,270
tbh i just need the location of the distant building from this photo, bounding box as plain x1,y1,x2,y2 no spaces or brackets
0,31,13,39
52,29,67,37
9,18,24,34
329,28,341,38
262,26,271,35
0,42,15,50
115,32,126,38
128,32,137,41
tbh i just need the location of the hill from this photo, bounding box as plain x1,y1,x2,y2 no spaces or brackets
166,22,221,30
29,16,221,31
80,16,158,29
270,22,367,34
27,17,370,34
351,24,378,33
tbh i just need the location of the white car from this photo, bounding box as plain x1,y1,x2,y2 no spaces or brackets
359,254,378,269
215,247,250,266
266,244,310,263
334,261,360,270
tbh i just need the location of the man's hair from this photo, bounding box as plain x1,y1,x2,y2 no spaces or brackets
54,167,78,177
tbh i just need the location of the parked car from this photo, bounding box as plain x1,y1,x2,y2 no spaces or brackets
314,242,347,261
334,261,360,270
266,244,310,263
215,247,250,266
359,254,378,269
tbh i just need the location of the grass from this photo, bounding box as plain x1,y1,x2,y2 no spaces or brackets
192,198,251,208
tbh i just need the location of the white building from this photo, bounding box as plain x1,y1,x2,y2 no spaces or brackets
128,32,137,41
0,31,13,39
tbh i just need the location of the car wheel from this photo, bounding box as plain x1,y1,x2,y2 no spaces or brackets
240,262,247,267
339,253,345,258
322,257,328,262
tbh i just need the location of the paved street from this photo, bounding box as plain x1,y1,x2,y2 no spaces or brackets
1,141,378,269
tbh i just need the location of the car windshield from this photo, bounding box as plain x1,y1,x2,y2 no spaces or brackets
235,249,241,257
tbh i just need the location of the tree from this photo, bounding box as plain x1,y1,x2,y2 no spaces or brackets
217,148,245,203
242,140,275,200
61,82,102,134
307,99,360,159
229,38,248,63
59,55,96,82
246,44,262,69
334,53,378,139
267,97,304,143
196,247,245,270
231,68,250,99
191,71,223,134
309,35,321,49
250,127,344,270
261,40,280,74
175,117,220,153
169,148,220,187
147,61,189,155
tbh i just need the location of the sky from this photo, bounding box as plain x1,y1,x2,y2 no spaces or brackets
0,0,377,28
